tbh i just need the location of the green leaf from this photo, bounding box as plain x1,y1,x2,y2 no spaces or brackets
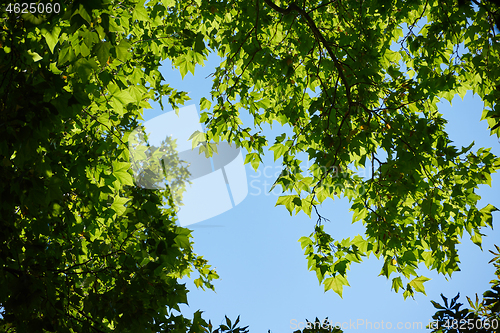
350,235,368,253
174,56,189,79
243,153,261,171
174,234,190,249
194,33,205,53
471,231,483,248
110,196,130,216
392,277,404,293
409,276,431,295
269,143,286,162
298,236,313,249
132,5,149,22
324,275,349,297
75,4,92,23
27,50,43,62
93,41,112,65
188,130,206,149
58,45,75,65
351,205,367,223
72,58,98,80
114,170,134,186
479,204,499,228
276,195,297,215
113,89,136,106
430,300,445,310
200,97,211,111
41,26,61,53
115,39,131,62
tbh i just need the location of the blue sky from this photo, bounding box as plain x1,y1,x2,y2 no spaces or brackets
140,54,500,332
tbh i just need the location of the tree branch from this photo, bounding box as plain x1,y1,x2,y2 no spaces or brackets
263,0,352,107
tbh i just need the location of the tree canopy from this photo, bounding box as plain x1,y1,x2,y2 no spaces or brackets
0,0,217,331
1,0,500,331
191,0,500,298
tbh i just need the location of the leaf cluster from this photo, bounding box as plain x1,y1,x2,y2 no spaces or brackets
429,245,500,333
192,0,500,298
292,317,344,333
0,0,218,331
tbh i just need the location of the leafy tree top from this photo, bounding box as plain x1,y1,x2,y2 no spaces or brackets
187,0,500,298
0,0,216,331
1,0,500,331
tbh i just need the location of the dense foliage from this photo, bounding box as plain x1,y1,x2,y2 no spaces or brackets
0,0,217,331
191,0,500,298
1,0,500,331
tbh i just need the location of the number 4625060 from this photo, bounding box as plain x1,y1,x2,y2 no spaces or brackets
6,3,61,14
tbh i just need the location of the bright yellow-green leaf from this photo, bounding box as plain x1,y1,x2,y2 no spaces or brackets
409,276,431,295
